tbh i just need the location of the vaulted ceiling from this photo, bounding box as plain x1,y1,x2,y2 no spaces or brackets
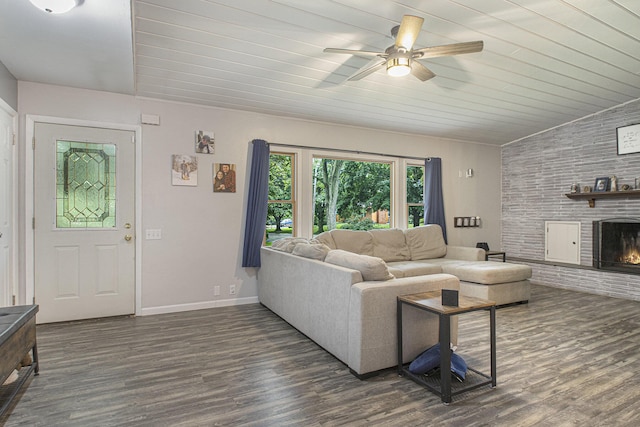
1,0,639,145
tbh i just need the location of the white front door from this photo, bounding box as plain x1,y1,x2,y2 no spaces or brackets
34,123,135,323
0,106,15,307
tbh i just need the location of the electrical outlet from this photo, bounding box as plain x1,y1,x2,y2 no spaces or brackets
213,286,220,296
229,284,236,295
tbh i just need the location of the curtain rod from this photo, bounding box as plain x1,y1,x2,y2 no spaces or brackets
267,142,431,162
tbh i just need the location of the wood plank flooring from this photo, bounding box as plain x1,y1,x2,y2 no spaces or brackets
1,283,639,426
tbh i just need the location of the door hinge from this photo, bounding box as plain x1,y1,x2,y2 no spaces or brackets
32,217,35,230
12,133,16,146
12,295,16,305
32,136,35,150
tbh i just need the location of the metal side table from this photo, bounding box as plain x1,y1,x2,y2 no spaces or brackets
397,291,495,404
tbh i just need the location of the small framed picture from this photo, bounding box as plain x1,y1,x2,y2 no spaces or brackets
594,177,610,192
195,130,215,154
213,163,237,193
172,154,198,186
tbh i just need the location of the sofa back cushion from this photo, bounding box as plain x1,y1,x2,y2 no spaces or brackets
368,228,411,262
315,231,336,249
324,250,394,281
330,229,374,256
404,224,447,260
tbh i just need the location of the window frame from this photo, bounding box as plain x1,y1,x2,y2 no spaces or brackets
406,163,425,228
267,147,428,238
267,151,297,242
311,152,395,232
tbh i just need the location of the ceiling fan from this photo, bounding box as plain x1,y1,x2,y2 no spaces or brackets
324,15,483,82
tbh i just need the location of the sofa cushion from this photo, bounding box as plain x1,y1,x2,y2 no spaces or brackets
404,225,447,260
271,237,312,253
441,262,532,285
325,250,394,281
368,229,411,262
315,231,336,249
292,243,332,261
330,230,374,256
386,260,443,278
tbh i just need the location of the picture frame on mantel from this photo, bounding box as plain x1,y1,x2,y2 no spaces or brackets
594,177,610,192
616,123,640,155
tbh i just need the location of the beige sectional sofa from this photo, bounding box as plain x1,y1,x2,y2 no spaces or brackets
257,224,531,377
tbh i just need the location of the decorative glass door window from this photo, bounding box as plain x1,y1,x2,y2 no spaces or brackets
56,140,116,228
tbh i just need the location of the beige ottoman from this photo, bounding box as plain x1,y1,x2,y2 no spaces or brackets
441,261,532,306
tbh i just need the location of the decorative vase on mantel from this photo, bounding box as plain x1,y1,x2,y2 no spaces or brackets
611,175,618,192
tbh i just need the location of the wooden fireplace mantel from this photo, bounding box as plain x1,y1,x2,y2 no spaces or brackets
565,190,640,208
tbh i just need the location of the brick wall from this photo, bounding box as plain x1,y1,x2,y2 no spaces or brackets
502,99,640,301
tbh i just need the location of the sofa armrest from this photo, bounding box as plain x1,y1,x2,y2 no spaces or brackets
258,247,363,365
445,245,485,261
348,273,460,375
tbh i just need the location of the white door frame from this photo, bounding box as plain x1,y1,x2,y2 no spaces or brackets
25,115,143,315
0,98,17,306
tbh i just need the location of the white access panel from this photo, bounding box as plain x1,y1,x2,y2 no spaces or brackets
545,221,581,264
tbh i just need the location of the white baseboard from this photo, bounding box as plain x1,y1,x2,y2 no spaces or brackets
138,296,260,316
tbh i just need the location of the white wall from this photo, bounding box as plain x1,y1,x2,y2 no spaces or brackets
0,60,17,111
17,81,501,314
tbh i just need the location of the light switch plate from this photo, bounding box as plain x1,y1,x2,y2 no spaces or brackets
145,229,162,240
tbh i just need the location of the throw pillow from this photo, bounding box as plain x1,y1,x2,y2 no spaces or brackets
292,243,331,261
409,343,468,381
324,249,394,281
271,237,310,253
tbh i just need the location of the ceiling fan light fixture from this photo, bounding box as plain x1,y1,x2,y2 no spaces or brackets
386,57,411,77
29,0,79,14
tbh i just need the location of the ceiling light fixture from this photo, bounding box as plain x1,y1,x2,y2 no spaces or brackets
29,0,79,14
386,51,411,77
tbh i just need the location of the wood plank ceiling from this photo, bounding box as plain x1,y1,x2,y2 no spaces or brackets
2,1,639,146
133,0,640,145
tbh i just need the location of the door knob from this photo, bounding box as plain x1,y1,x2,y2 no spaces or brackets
124,235,132,242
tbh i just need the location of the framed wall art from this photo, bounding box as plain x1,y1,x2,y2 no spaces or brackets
172,154,198,186
213,163,236,193
195,130,215,154
616,123,640,155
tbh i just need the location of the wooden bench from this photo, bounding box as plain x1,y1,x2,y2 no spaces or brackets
0,305,39,417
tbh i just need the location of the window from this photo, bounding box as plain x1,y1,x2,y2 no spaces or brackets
313,157,391,233
56,140,116,228
407,164,424,228
267,152,295,244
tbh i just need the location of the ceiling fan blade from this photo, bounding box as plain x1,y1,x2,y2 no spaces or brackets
323,48,383,58
348,60,386,81
414,41,484,59
395,15,424,50
411,61,436,81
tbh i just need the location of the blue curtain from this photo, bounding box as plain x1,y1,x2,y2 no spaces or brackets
242,139,270,267
424,157,447,243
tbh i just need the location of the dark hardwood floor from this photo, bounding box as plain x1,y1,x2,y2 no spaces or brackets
1,284,639,426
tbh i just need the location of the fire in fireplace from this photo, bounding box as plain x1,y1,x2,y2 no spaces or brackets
593,218,640,273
